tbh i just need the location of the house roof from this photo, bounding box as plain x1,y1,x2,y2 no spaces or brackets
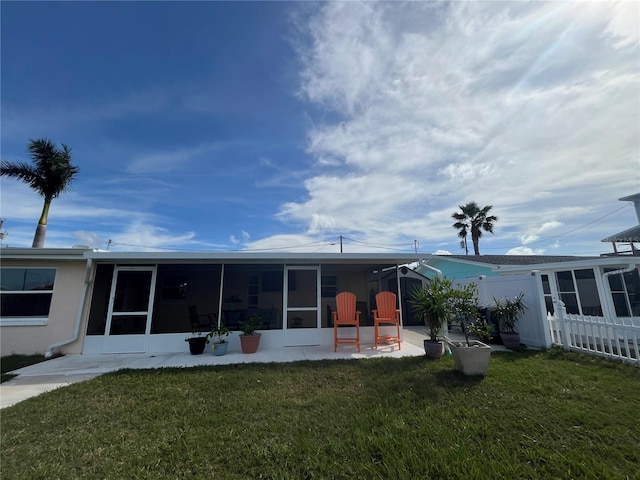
0,248,418,265
421,254,639,274
601,225,640,243
494,255,639,273
619,193,640,203
423,254,597,266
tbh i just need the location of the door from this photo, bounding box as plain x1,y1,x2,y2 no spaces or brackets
284,266,320,346
104,266,156,353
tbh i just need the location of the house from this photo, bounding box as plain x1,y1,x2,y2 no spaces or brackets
416,255,596,280
415,253,639,351
601,193,640,255
0,247,90,356
1,249,424,356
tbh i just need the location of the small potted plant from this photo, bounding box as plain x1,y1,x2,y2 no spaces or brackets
239,312,262,354
492,293,527,349
185,330,207,355
207,323,230,356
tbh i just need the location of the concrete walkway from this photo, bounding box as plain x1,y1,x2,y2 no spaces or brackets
1,328,502,409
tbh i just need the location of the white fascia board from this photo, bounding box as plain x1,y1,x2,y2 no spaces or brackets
0,247,91,261
84,251,419,265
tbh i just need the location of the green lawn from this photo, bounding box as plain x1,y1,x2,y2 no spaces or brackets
2,349,639,479
0,354,47,383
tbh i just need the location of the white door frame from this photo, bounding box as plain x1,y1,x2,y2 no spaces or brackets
283,265,321,346
103,266,157,353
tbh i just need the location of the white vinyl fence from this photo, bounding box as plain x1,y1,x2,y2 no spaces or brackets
549,300,640,365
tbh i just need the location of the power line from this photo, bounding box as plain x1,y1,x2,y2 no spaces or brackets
521,203,632,246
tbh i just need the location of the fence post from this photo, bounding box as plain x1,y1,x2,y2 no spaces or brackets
554,299,569,351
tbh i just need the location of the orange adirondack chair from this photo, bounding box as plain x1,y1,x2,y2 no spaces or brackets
372,291,401,350
332,292,361,352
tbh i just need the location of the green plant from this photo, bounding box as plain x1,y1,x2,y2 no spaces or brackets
461,317,493,345
492,293,527,333
241,313,262,336
410,277,478,341
185,330,204,342
206,324,230,344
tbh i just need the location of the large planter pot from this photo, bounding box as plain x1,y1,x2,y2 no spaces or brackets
240,333,261,354
187,337,207,355
448,340,491,376
500,332,520,349
212,341,229,356
423,339,444,359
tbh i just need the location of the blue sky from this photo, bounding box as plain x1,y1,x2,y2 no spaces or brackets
1,1,639,256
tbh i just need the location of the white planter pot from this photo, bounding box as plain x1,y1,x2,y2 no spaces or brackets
448,340,491,376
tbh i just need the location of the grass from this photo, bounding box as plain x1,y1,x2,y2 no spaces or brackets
0,354,47,383
1,349,639,479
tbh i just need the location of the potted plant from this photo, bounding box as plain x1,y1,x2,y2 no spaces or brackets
207,323,230,356
492,293,527,349
410,277,461,359
448,311,493,376
185,330,207,355
239,312,262,354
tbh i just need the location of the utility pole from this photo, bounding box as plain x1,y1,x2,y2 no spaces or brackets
0,219,7,246
339,235,343,253
413,239,419,253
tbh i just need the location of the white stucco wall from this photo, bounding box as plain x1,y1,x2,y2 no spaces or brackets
1,259,87,355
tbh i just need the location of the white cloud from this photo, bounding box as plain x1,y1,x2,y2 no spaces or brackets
107,222,196,252
128,142,226,174
506,246,546,256
276,1,639,255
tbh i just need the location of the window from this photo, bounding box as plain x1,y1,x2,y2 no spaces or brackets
556,271,579,314
606,268,640,317
1,267,56,325
555,269,603,316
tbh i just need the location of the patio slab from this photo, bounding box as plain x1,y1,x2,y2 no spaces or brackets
1,338,425,409
1,329,506,408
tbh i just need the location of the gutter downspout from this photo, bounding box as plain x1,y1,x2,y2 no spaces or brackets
601,263,637,319
45,258,93,358
418,259,443,279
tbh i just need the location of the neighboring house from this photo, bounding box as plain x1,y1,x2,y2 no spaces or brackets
601,193,640,256
416,253,639,350
1,249,424,356
416,255,596,280
1,248,90,356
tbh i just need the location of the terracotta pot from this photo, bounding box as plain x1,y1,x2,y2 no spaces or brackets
423,339,444,359
240,333,261,354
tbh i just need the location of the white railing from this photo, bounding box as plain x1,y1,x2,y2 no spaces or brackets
548,301,640,365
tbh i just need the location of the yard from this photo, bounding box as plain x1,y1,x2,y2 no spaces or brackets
2,349,639,479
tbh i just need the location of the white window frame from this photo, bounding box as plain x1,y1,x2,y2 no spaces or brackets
0,267,57,326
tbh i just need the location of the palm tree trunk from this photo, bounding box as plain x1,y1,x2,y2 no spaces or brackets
472,232,480,255
32,199,50,248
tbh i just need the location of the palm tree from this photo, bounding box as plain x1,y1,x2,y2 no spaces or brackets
451,201,498,256
1,138,79,248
